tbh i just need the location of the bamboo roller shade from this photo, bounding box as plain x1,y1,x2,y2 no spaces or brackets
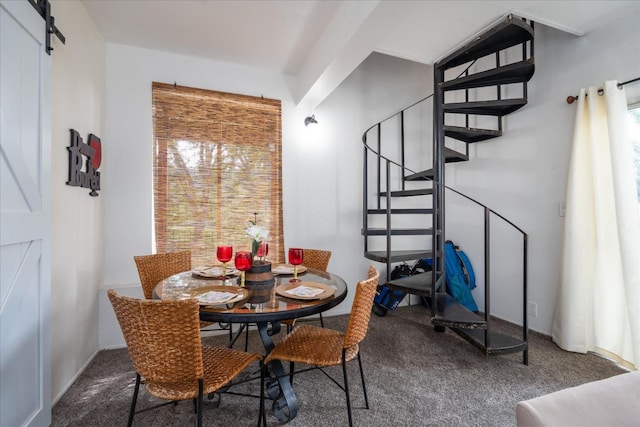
151,82,284,266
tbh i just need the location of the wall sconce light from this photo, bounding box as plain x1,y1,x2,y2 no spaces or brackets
304,115,318,126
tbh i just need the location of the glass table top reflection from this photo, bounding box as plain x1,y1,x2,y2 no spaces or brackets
154,268,348,324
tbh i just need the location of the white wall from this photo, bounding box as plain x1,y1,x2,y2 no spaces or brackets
50,0,105,403
445,11,640,334
296,51,433,288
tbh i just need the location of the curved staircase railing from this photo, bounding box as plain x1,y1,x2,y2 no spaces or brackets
362,123,529,362
361,13,533,364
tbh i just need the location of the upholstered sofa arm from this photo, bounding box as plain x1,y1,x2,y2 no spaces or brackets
516,371,640,427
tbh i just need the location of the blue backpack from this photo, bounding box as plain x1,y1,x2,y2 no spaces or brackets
372,263,412,316
443,240,478,312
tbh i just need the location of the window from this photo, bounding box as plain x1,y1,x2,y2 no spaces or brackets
152,83,283,266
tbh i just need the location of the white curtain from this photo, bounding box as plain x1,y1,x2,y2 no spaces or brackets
552,80,640,370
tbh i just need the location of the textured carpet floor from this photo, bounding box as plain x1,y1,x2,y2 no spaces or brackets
52,305,626,426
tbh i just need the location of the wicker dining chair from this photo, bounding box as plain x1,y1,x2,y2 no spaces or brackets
108,289,265,427
264,266,379,427
133,250,218,331
134,250,192,299
281,248,332,332
302,248,332,272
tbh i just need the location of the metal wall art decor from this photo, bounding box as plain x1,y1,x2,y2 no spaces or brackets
67,129,101,196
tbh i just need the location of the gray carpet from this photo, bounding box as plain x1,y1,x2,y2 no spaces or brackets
52,305,627,426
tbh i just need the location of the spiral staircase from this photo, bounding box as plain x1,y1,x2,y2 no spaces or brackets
362,14,533,363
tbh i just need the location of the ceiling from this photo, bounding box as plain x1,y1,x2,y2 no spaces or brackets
81,0,640,109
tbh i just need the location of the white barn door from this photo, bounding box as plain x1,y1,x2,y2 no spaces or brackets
0,1,52,426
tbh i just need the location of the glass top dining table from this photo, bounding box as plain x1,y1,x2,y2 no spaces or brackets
153,266,348,423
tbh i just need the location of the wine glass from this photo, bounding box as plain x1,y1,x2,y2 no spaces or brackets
216,245,233,278
235,251,253,287
288,248,304,282
257,242,269,263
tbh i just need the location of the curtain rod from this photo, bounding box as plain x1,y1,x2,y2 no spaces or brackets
566,77,640,104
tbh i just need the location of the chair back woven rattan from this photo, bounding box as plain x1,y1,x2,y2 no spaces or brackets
109,289,204,384
343,267,378,348
301,249,331,271
280,249,332,331
108,290,264,427
134,250,191,299
264,267,380,427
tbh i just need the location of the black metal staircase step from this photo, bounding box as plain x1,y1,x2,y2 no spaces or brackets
440,59,535,91
404,169,434,181
437,14,534,68
367,208,433,214
441,146,468,162
431,293,487,329
365,250,432,263
385,272,433,296
449,328,528,355
379,188,433,197
362,228,432,236
404,147,468,181
444,98,528,116
445,125,502,143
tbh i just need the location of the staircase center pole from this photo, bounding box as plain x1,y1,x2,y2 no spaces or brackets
432,65,446,312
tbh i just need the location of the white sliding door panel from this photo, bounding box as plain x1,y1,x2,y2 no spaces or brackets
0,1,52,426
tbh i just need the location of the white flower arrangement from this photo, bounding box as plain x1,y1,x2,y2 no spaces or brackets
246,213,269,259
246,224,269,243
